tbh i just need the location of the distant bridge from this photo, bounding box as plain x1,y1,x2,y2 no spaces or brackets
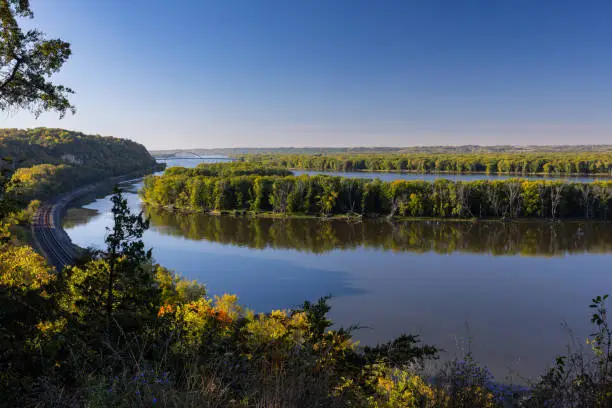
154,152,234,160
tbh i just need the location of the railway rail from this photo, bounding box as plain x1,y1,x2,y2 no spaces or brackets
31,198,81,271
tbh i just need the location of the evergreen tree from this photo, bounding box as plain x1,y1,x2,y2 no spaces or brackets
104,186,157,329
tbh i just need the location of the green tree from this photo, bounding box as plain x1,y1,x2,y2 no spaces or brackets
104,187,155,327
0,160,16,221
317,177,339,215
0,0,74,117
0,243,62,402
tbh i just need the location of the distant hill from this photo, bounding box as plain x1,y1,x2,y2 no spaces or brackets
151,145,612,157
0,128,159,201
0,128,156,172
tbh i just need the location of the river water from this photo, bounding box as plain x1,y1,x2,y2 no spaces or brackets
63,159,612,380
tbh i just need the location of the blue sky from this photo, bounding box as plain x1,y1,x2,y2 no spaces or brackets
2,0,611,149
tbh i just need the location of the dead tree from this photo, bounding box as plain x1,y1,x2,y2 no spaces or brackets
579,184,593,219
505,180,522,218
455,182,473,218
486,184,503,217
550,183,564,220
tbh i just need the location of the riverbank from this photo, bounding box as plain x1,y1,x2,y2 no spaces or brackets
144,202,607,224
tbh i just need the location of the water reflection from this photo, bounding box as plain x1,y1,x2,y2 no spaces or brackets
62,207,99,229
145,208,612,257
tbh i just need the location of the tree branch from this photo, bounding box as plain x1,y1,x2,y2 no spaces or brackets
0,56,23,91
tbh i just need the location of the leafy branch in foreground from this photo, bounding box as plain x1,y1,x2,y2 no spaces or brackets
0,0,74,117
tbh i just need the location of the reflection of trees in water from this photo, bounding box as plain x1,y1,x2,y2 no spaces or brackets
144,207,612,257
62,208,100,229
64,183,138,229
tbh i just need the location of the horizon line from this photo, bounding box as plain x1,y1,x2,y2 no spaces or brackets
149,144,612,151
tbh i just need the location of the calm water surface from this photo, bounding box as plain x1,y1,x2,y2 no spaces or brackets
63,159,612,379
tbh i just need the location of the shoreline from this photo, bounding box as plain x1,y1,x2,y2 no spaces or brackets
141,202,612,224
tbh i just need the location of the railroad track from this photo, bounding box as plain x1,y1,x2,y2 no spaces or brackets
32,180,118,271
31,196,82,272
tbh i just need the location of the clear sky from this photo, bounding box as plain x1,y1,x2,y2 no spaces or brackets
2,0,611,149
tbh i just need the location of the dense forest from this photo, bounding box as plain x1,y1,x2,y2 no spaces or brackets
0,128,160,201
141,163,612,220
0,128,156,170
237,152,612,175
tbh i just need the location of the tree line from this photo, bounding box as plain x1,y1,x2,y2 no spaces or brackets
152,145,612,157
141,169,612,220
237,152,612,175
